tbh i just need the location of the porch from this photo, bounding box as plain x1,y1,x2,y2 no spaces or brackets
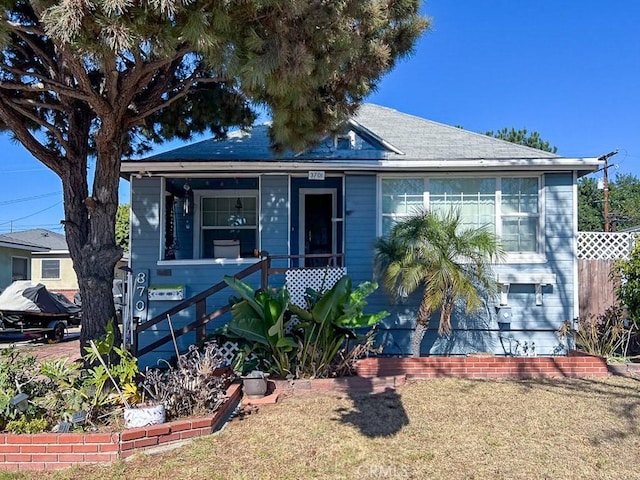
131,254,346,365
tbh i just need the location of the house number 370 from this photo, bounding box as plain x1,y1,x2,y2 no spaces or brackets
133,270,149,319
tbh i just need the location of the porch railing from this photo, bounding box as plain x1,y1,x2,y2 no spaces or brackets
132,253,344,358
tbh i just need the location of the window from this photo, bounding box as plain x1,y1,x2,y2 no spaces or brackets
41,259,60,279
11,257,28,281
381,178,424,235
196,190,258,258
380,176,540,254
500,178,539,252
430,178,495,231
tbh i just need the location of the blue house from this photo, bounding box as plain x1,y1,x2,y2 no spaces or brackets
121,104,602,367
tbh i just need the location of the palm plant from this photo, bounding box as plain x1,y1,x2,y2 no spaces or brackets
374,209,503,357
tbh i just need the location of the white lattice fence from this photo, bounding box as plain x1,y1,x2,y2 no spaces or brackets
213,267,347,363
577,232,639,260
285,267,348,307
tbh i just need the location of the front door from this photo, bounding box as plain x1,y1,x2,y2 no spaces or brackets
298,188,340,267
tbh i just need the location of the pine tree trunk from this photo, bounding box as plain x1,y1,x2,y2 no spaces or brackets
62,128,124,361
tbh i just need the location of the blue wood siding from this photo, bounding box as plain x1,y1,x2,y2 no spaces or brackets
365,172,577,357
260,175,289,271
131,176,278,368
129,171,578,365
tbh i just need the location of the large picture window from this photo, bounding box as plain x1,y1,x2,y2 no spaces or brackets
196,190,258,258
380,176,541,254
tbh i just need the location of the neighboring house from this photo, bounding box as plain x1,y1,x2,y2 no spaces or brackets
1,229,78,300
121,103,602,367
0,232,48,289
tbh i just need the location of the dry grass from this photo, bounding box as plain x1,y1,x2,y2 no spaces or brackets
5,376,640,480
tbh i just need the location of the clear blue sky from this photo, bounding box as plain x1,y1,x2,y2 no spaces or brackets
1,0,639,234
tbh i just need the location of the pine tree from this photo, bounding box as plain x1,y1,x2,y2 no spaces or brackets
0,0,428,353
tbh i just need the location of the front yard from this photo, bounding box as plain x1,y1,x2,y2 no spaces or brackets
3,375,639,480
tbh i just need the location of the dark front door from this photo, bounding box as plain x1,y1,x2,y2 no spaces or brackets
299,188,336,267
304,193,333,267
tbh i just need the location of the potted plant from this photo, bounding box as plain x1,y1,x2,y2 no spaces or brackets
241,370,269,399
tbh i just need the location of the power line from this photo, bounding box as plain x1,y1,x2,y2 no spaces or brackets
0,201,63,227
0,191,61,206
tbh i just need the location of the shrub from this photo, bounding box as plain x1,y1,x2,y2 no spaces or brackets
222,275,387,379
140,343,233,420
569,304,636,358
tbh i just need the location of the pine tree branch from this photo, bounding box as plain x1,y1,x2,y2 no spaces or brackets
2,96,69,151
5,20,46,37
57,46,112,116
127,73,224,128
12,97,66,112
0,79,94,103
9,28,58,76
0,97,64,175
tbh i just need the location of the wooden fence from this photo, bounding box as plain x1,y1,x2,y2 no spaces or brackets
577,232,637,318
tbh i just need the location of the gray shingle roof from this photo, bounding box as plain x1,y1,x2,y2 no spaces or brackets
140,103,558,163
352,104,559,160
1,229,68,250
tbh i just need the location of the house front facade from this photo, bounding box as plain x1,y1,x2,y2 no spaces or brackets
121,104,602,368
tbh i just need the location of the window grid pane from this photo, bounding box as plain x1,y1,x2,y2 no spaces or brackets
200,194,258,258
41,260,60,279
430,178,496,231
202,197,257,227
501,178,539,252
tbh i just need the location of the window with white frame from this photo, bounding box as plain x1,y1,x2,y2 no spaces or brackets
500,177,539,252
380,176,541,254
196,190,258,258
41,259,60,279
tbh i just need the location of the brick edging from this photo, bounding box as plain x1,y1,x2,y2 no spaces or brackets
355,351,610,380
0,382,241,472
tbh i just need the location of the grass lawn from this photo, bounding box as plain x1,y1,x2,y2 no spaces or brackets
3,376,639,480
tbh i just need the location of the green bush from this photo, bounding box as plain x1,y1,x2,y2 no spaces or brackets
0,347,51,432
222,275,387,378
5,416,49,434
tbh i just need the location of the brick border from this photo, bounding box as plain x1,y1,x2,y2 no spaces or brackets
0,382,241,472
269,375,407,396
355,351,610,380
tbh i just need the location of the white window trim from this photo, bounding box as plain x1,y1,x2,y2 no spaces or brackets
193,188,260,259
41,258,61,280
377,174,547,264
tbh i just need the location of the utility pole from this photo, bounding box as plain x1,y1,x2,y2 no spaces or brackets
598,149,619,232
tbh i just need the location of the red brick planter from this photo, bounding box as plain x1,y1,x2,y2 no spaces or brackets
0,383,241,472
355,351,610,380
269,375,407,396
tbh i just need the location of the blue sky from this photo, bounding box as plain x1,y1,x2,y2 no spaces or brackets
1,0,639,234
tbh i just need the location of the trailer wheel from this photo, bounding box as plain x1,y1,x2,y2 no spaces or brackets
47,322,66,343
